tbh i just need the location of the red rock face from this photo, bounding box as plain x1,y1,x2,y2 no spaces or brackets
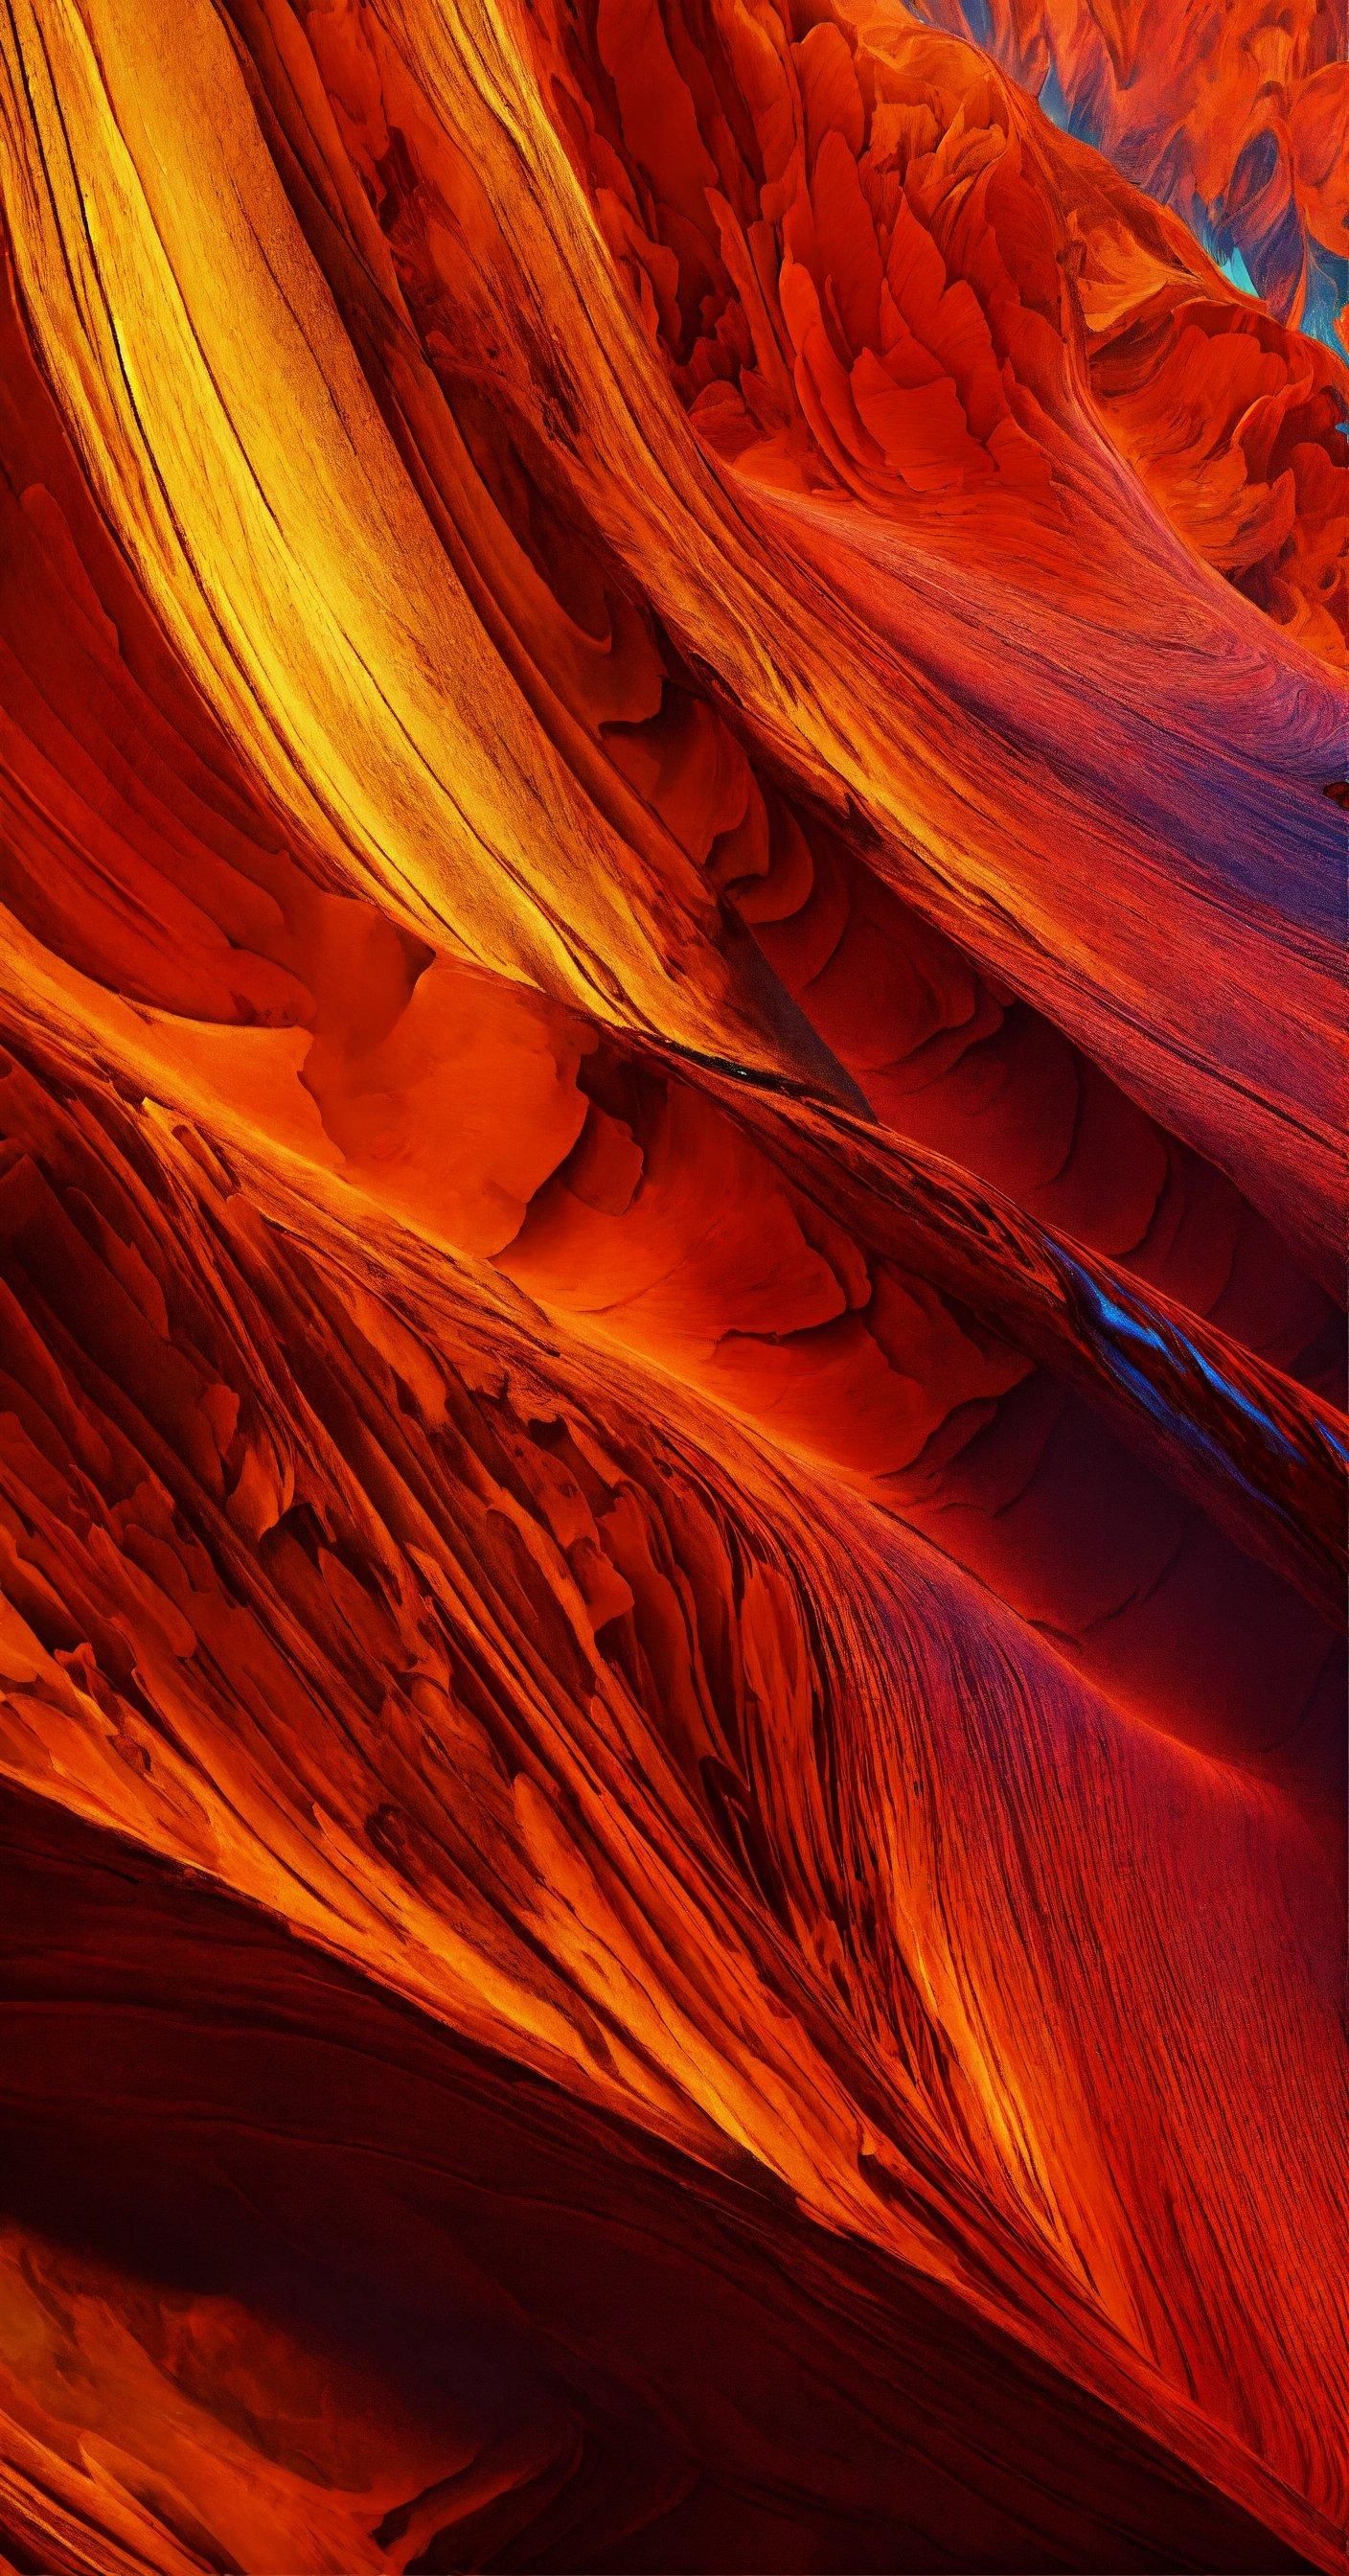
0,1,1343,2569
895,0,1349,346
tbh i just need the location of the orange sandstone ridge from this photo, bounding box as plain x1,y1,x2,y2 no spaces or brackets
0,0,1344,2569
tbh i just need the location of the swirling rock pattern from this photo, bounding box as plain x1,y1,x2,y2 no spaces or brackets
0,0,1344,2569
902,0,1349,345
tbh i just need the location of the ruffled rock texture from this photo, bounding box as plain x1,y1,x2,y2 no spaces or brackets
0,0,1344,2567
